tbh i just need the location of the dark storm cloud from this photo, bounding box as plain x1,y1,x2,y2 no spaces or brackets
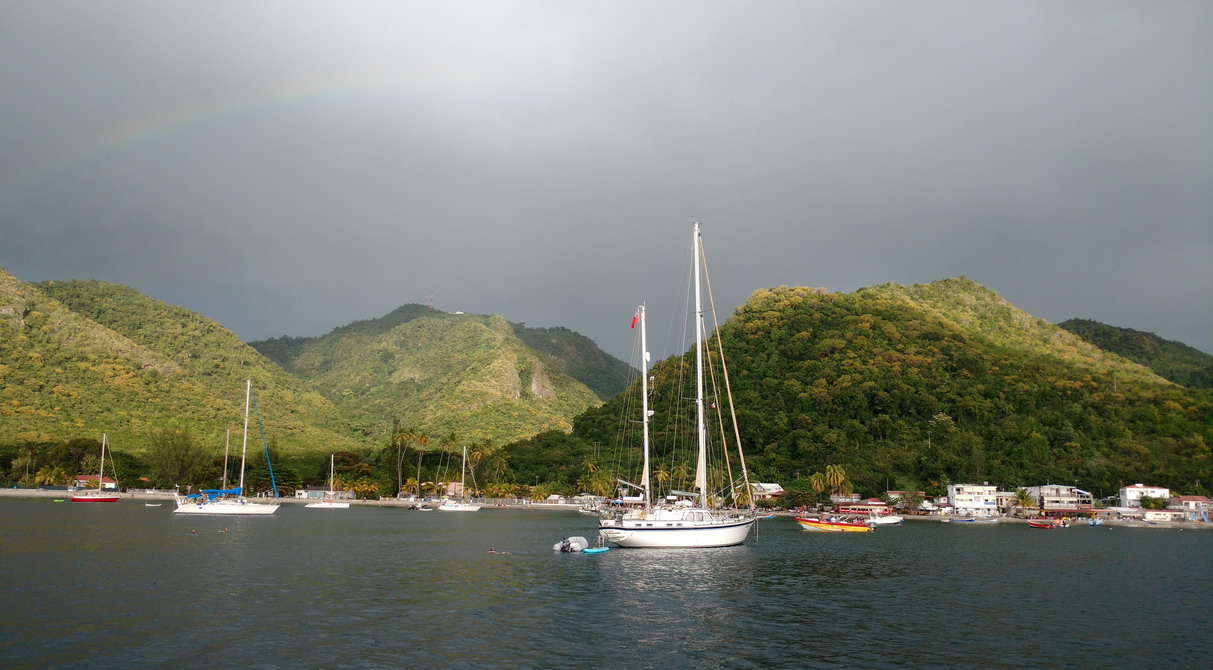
1,1,1209,361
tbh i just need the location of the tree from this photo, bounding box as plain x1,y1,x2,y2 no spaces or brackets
35,465,70,487
1013,488,1036,517
895,489,925,514
1139,495,1167,510
809,472,826,504
146,427,211,489
825,464,848,498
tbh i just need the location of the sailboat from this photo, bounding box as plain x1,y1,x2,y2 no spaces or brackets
598,223,757,548
306,454,350,509
438,445,482,511
173,380,280,515
70,434,121,503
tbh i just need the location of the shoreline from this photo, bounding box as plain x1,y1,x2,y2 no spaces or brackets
4,489,1207,528
0,487,583,510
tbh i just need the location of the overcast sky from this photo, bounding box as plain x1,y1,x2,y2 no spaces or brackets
2,1,1210,361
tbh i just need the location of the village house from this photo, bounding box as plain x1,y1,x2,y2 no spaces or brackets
838,498,892,516
1119,484,1171,508
1168,495,1211,522
947,483,999,516
1024,484,1094,516
750,483,785,500
70,474,118,491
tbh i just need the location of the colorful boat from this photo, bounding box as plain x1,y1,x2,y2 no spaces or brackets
1027,518,1066,529
795,516,873,532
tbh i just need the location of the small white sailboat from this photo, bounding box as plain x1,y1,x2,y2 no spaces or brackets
438,445,482,511
598,223,756,548
70,434,121,503
173,380,280,515
306,454,350,509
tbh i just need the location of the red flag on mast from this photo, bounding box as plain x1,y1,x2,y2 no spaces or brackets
630,311,639,329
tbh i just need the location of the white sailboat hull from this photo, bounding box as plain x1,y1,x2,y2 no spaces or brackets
173,498,279,515
599,515,754,548
305,500,350,509
438,502,482,511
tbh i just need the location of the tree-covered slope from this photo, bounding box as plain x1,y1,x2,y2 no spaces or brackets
251,309,605,445
1059,318,1213,389
569,279,1212,497
3,274,363,455
511,323,632,400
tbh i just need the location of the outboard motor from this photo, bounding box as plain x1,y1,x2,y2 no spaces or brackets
553,536,590,552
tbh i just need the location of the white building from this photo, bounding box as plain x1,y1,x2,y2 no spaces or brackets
1024,484,1093,513
750,483,785,500
1119,484,1171,508
947,483,999,516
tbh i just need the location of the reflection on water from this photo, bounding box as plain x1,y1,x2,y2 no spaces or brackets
1,499,1211,669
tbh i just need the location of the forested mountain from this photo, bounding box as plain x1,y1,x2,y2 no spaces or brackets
0,270,362,456
555,279,1212,499
1059,318,1213,389
249,307,613,445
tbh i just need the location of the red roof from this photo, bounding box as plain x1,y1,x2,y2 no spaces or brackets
1174,495,1211,502
73,475,117,484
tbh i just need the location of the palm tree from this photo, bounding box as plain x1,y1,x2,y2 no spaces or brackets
35,465,69,487
671,463,690,489
1013,488,1036,518
825,464,848,500
387,424,412,497
809,472,826,505
652,466,670,498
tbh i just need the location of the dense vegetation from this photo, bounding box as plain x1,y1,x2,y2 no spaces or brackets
555,279,1212,500
5,266,1210,503
1059,318,1213,389
249,308,611,445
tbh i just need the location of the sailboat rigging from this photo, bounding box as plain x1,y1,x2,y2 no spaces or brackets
70,434,121,503
439,445,482,511
306,454,350,509
598,222,756,548
173,379,280,515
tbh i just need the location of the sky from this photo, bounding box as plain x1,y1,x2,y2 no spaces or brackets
1,1,1210,361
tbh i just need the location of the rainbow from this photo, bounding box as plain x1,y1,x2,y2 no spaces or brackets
27,65,509,192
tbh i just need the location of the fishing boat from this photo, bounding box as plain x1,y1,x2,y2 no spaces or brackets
173,380,280,515
796,515,873,533
597,224,757,548
438,446,481,511
1027,518,1065,529
306,454,350,509
70,434,121,503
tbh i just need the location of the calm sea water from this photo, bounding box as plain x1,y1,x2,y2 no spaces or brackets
0,499,1209,669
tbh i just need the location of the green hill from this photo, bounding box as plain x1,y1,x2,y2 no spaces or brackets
0,270,362,457
562,278,1212,498
1059,318,1213,389
250,308,610,445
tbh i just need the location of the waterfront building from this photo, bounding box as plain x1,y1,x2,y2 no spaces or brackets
750,483,785,500
1168,495,1211,522
294,488,356,501
946,483,998,516
1024,484,1094,516
1119,484,1171,508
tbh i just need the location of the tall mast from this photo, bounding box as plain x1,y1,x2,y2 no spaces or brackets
99,433,106,486
239,379,250,493
693,223,708,507
461,445,468,500
221,429,230,490
638,304,651,507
